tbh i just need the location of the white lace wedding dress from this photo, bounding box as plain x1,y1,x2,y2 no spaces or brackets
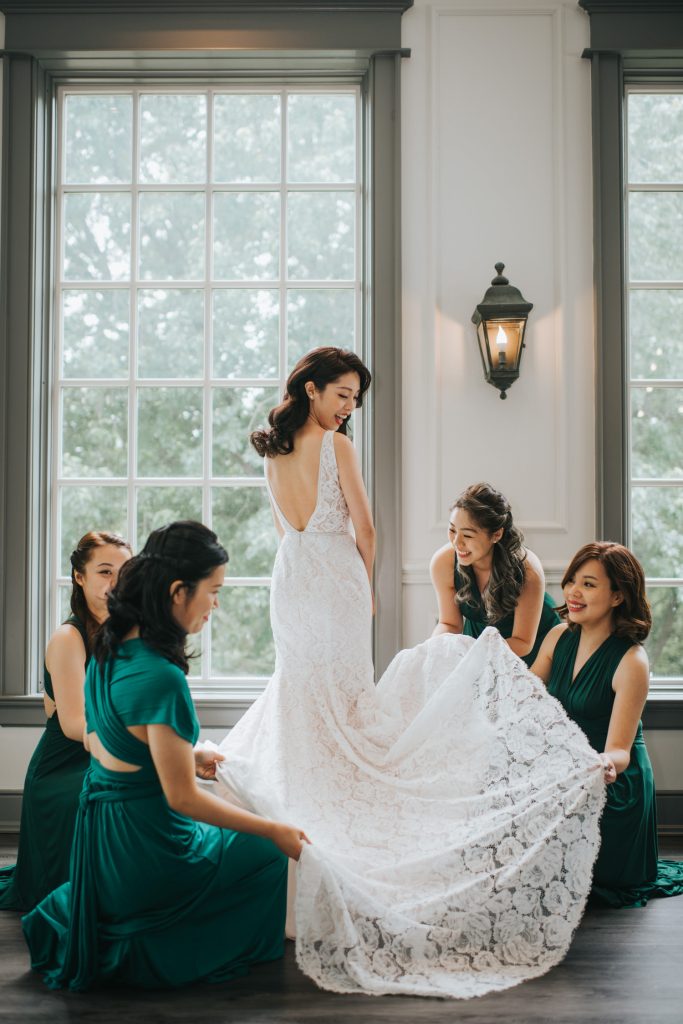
215,430,605,999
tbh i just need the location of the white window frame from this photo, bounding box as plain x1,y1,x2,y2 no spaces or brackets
51,81,364,698
624,83,683,689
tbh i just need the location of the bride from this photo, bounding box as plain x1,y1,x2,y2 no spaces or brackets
214,347,606,1000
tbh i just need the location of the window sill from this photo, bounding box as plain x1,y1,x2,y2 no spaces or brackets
0,692,264,728
3,687,683,729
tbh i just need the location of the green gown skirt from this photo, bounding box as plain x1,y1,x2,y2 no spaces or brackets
22,763,288,990
548,630,683,909
0,716,89,911
590,731,683,909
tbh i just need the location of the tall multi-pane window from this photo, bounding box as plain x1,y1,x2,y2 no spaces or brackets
53,85,361,689
626,87,683,685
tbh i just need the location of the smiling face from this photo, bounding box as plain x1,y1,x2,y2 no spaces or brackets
448,508,503,569
305,371,361,432
74,543,132,624
170,563,226,635
563,558,623,628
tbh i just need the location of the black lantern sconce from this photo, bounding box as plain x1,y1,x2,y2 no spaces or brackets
471,263,533,399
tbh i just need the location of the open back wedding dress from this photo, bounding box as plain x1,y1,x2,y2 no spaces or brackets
215,430,605,999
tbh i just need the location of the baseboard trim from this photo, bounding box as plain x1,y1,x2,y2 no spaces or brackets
0,791,23,834
1,789,682,837
656,791,683,837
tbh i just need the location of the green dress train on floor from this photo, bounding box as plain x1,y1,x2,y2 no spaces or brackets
454,565,560,668
0,616,91,912
21,637,288,991
547,628,683,908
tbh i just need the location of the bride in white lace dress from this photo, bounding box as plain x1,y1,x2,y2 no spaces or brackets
214,347,606,1000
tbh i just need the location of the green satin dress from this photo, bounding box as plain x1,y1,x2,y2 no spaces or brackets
0,616,91,912
455,566,560,668
22,637,287,991
548,628,683,908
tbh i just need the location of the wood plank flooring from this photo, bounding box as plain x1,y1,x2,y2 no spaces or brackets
1,839,681,1024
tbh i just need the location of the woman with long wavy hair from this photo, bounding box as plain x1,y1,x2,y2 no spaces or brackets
429,482,560,666
251,345,375,586
0,530,131,912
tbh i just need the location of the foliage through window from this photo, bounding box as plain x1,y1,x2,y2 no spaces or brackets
626,88,683,683
53,85,361,687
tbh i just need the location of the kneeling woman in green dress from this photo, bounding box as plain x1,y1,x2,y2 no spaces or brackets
531,541,683,908
0,530,131,912
22,520,308,991
430,482,560,666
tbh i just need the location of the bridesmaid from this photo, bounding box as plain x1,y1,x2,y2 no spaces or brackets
531,541,683,907
22,521,310,991
0,530,131,911
430,482,559,666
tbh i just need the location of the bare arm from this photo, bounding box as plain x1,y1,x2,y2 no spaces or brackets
45,625,87,742
507,552,546,658
146,724,310,860
334,433,376,585
529,622,567,683
429,545,464,637
601,645,650,781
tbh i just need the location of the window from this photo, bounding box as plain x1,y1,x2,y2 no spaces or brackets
625,87,683,686
0,6,406,719
53,84,361,691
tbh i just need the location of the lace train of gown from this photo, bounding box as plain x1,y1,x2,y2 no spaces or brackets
215,431,606,999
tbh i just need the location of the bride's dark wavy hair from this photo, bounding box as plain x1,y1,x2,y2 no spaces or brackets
250,346,371,457
94,521,228,673
452,483,526,624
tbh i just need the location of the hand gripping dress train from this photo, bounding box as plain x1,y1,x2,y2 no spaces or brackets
22,639,288,991
214,430,607,1000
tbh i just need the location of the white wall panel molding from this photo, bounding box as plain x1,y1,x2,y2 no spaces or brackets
430,3,567,537
401,562,566,586
401,0,594,583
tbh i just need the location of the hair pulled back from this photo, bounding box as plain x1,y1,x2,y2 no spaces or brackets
94,521,228,673
70,530,132,647
559,541,651,643
452,482,526,624
250,346,371,457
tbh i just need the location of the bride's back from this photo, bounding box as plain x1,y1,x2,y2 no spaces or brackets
265,427,327,532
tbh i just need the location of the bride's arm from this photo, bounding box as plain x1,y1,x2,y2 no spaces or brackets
334,432,376,585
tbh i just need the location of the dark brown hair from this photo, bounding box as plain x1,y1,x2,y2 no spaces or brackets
558,541,652,643
70,530,132,646
451,483,527,624
95,521,228,673
250,346,371,457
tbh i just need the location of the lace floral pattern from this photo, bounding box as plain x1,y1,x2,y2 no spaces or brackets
216,434,606,999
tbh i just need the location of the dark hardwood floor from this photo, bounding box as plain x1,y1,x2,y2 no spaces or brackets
1,839,681,1024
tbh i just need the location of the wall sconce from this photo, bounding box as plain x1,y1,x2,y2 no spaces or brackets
471,262,533,400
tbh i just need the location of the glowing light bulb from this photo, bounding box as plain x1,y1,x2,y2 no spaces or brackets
496,326,508,367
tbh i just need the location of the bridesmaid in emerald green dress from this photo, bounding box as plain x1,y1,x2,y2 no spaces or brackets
0,531,131,911
531,541,683,908
22,521,310,991
430,482,559,667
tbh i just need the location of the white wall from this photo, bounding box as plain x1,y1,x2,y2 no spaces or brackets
399,0,682,786
401,0,595,643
